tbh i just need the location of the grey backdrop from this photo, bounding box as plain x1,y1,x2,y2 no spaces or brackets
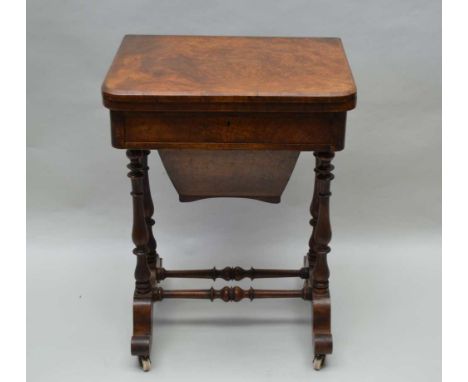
27,1,441,381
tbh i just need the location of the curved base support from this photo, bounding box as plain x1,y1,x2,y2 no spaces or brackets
304,256,333,364
311,289,333,355
131,296,153,357
132,257,162,369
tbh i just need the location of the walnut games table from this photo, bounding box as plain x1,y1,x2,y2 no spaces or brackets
101,35,357,371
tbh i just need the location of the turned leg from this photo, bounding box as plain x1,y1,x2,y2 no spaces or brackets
309,151,334,370
127,150,154,371
141,150,161,282
307,153,321,268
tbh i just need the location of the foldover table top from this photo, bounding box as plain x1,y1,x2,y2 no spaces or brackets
101,35,357,371
102,35,356,112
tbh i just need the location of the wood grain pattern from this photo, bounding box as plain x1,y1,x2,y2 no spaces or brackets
102,34,357,371
102,35,356,112
110,111,346,151
158,149,300,203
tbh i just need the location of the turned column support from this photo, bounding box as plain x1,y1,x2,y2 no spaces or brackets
311,152,334,291
307,153,321,266
141,150,158,272
127,150,153,361
308,151,335,360
127,150,152,296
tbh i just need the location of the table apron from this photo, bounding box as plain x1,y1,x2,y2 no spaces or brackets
110,111,347,151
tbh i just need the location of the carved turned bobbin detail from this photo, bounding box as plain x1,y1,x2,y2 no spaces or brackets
156,266,310,282
153,285,312,302
127,150,152,296
308,152,335,360
308,153,321,267
141,150,159,273
102,35,356,372
127,150,154,363
311,152,334,291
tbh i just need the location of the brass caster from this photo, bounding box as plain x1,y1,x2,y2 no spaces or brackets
138,356,151,372
313,354,325,370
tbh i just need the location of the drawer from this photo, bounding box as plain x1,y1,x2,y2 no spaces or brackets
110,111,347,151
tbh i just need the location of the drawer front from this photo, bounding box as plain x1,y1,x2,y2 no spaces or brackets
111,111,346,151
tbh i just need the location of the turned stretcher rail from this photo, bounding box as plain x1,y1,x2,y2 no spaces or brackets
153,286,312,302
156,266,309,281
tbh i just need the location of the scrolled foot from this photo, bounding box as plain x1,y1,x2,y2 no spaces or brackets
131,297,153,357
312,290,333,355
131,334,152,356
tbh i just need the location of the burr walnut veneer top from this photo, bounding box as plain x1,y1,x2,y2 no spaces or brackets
102,35,356,112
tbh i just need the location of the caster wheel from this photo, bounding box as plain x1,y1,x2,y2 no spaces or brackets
313,354,325,370
138,356,151,372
